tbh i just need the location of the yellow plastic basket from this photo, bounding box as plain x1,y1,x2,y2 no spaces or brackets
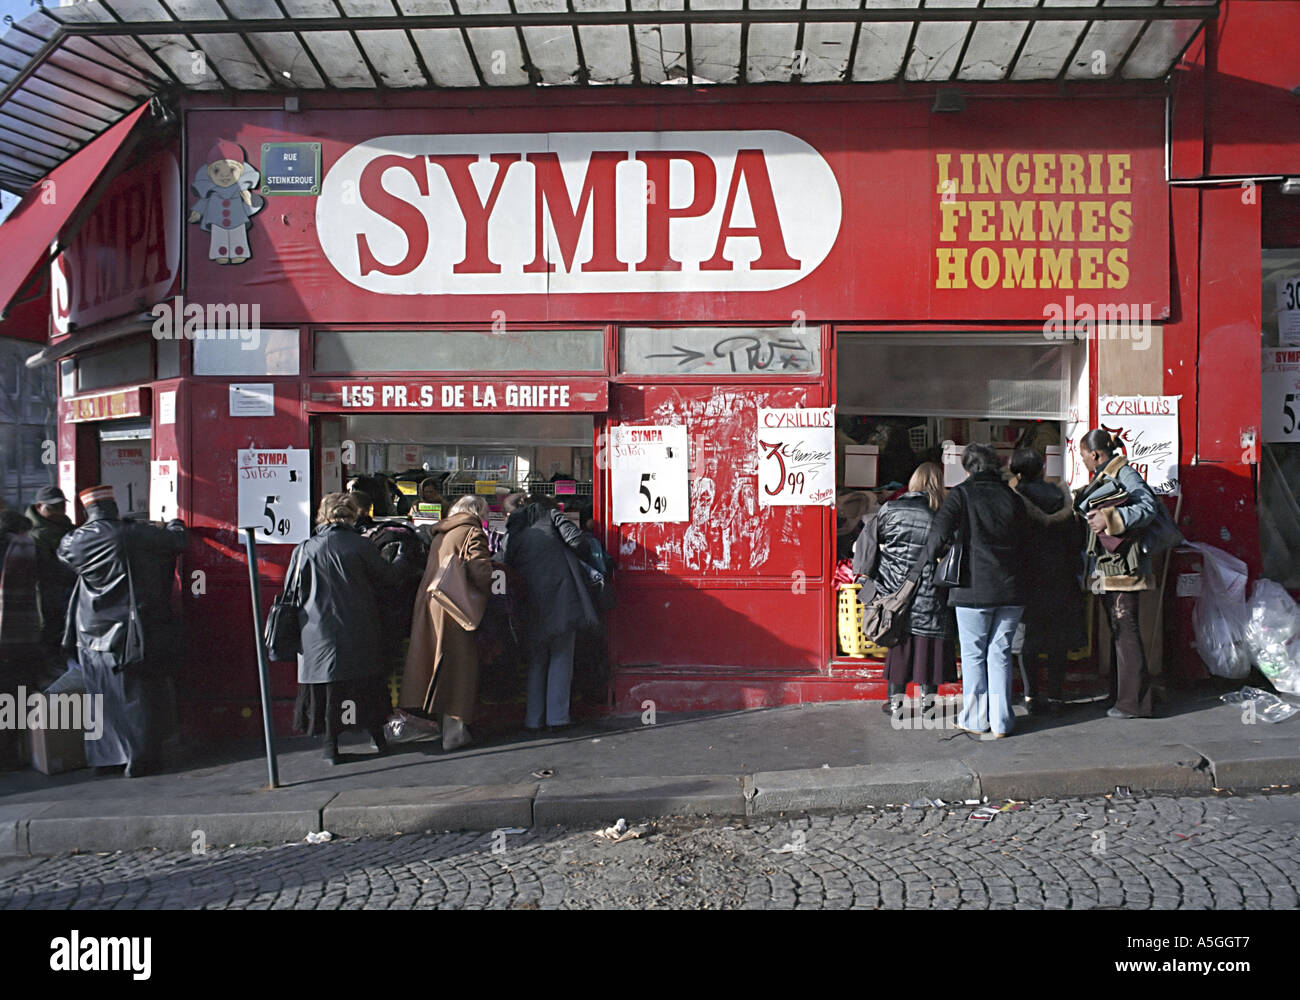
837,584,889,659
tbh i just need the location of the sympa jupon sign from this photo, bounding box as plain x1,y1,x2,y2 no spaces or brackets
186,101,1169,325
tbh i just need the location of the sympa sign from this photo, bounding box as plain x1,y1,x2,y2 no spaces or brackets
186,101,1170,324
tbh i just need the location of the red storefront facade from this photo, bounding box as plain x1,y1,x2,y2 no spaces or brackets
6,1,1296,740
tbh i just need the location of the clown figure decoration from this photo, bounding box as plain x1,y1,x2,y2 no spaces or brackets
189,140,265,264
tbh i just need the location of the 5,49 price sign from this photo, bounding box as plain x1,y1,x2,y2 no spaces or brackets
237,449,310,544
757,407,837,507
610,425,690,524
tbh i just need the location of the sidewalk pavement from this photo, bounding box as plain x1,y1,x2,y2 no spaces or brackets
2,689,1297,857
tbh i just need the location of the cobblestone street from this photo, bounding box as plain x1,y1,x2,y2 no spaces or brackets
2,792,1298,910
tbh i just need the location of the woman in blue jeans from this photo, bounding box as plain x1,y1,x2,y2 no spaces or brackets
911,444,1030,737
505,497,600,731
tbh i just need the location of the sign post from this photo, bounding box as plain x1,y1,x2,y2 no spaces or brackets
236,447,310,790
242,528,280,790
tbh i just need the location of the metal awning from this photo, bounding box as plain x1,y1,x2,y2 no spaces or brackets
0,0,1217,192
0,101,152,321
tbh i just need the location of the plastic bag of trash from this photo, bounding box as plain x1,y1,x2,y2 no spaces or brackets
1189,543,1251,679
1219,686,1300,723
384,708,441,744
1243,579,1300,695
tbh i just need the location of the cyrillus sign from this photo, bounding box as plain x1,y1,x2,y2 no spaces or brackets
316,131,842,295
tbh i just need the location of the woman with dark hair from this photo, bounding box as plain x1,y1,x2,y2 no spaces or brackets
857,462,957,719
1076,428,1161,719
506,495,599,731
289,492,417,762
1010,447,1086,716
912,443,1030,738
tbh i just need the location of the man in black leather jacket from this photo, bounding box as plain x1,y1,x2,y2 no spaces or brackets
58,485,187,777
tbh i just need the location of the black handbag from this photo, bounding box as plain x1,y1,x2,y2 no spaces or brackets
577,554,616,612
934,484,970,589
935,542,967,588
263,548,304,661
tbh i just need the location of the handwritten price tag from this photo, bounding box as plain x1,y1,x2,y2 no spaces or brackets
610,425,690,524
757,407,836,507
236,449,310,543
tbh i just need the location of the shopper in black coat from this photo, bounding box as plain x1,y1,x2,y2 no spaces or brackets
1010,448,1087,716
57,485,187,776
912,444,1030,737
289,492,417,762
506,497,599,730
856,462,957,718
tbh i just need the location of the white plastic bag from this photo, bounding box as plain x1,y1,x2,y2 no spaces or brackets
1243,579,1300,695
1188,543,1250,679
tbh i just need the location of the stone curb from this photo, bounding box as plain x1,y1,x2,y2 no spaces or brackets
24,791,336,857
533,775,745,827
745,761,981,814
323,784,537,837
6,748,1300,856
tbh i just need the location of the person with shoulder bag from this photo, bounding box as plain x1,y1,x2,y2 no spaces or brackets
400,494,494,751
910,444,1030,738
1010,447,1087,717
506,496,600,731
1075,429,1182,719
861,462,958,721
289,492,417,763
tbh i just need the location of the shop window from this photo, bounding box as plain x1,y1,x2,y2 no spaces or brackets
313,329,604,374
193,329,300,376
156,337,180,380
837,333,1081,420
619,326,820,375
1260,247,1300,588
76,339,152,393
59,359,76,398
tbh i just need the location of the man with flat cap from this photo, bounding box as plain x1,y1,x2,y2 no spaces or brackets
58,485,187,777
25,485,75,682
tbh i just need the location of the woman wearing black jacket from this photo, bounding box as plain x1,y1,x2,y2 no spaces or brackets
506,497,599,731
1010,448,1086,716
289,492,416,762
856,462,956,719
912,444,1030,738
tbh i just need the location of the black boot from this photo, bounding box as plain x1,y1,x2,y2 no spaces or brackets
881,683,905,716
322,736,340,764
920,684,939,721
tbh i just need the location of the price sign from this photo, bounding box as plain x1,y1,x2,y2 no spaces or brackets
150,460,178,522
1263,349,1300,443
237,448,310,544
757,407,836,507
1277,276,1300,347
610,425,689,524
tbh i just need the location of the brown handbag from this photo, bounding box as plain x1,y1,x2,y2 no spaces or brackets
429,536,484,631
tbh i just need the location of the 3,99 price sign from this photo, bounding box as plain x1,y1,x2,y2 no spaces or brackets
757,407,837,507
237,448,311,543
1263,349,1300,443
610,425,690,524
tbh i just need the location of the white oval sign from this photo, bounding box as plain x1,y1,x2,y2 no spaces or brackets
316,130,842,295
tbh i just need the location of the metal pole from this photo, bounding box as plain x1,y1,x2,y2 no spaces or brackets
243,527,280,789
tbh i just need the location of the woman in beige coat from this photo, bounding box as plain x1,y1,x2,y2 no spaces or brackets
400,495,494,750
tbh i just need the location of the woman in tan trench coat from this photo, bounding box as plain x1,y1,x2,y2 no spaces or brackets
400,495,493,751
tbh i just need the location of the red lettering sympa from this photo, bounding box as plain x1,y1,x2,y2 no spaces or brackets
357,154,430,276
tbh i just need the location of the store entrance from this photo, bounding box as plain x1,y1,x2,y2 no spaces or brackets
832,332,1088,662
320,412,597,530
308,410,604,716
